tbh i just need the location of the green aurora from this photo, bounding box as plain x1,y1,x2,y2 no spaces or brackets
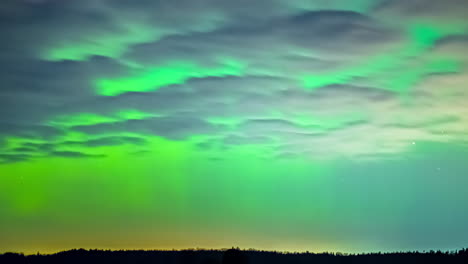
1,0,468,254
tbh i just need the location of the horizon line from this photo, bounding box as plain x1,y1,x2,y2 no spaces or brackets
3,246,468,256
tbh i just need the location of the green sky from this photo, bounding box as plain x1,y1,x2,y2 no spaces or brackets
1,0,468,254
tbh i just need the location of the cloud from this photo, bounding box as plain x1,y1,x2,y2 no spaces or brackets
0,154,31,164
375,0,468,23
0,56,127,128
0,124,63,140
124,10,401,73
270,73,468,159
73,136,147,147
73,117,221,140
0,0,321,61
433,36,468,64
1,0,468,162
49,151,106,159
185,74,468,159
20,142,55,152
0,136,146,163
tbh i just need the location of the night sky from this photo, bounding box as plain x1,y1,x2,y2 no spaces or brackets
1,0,468,254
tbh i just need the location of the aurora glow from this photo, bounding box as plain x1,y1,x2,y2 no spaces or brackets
1,0,468,254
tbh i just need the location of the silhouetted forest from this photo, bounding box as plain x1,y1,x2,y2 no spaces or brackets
1,248,468,264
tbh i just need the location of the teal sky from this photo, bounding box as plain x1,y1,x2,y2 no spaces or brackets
1,0,468,254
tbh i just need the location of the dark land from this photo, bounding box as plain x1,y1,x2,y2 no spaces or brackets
1,248,468,264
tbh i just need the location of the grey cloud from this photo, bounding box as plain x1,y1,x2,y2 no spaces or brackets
0,56,127,127
0,136,145,162
308,84,394,101
80,76,295,118
73,117,222,140
0,153,31,164
4,137,146,157
272,11,398,53
125,10,401,69
195,134,275,152
0,0,114,60
222,135,273,146
62,136,147,147
0,124,63,140
238,119,310,134
106,0,296,26
184,73,468,159
21,142,55,152
1,0,468,162
376,0,468,16
0,0,305,62
11,147,37,153
432,36,468,63
0,1,402,162
84,136,147,147
49,151,106,159
375,0,468,23
0,56,125,96
72,79,394,146
0,56,130,160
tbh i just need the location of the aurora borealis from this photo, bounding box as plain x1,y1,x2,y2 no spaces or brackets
1,0,468,254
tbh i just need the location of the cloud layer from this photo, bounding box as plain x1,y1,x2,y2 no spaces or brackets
1,0,468,163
